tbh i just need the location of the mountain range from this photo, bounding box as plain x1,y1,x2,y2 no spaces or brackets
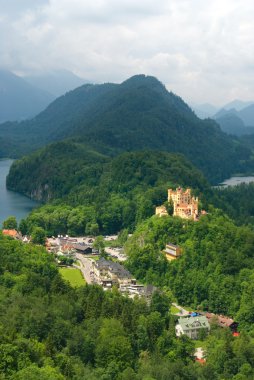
215,104,254,136
193,98,254,136
0,69,88,124
2,74,253,186
0,69,54,123
193,99,254,119
24,69,89,97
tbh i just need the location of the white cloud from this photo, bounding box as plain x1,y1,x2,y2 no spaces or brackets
0,0,254,104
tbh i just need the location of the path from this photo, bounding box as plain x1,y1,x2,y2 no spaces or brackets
75,253,94,284
172,302,191,316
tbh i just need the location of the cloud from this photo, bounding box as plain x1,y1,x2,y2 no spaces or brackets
0,0,254,104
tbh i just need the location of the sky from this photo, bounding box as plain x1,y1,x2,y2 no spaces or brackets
0,0,254,105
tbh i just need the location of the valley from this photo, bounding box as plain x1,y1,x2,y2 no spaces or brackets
1,74,254,380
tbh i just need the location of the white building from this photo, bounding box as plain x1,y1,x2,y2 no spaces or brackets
175,315,210,340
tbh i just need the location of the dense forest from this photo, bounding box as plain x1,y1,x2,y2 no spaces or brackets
207,183,254,226
2,75,254,183
125,211,254,330
1,232,254,379
9,150,208,236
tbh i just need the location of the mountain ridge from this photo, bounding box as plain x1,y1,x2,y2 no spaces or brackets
1,74,253,183
215,104,254,135
0,69,54,123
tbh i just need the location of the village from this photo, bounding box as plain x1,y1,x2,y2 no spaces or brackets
1,186,240,363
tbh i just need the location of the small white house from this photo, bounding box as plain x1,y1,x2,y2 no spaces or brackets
175,316,210,340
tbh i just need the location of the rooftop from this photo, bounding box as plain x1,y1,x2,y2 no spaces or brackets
2,229,19,237
95,258,132,279
204,312,236,328
178,316,210,330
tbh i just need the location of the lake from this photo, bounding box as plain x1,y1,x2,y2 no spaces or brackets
218,176,254,187
0,159,39,226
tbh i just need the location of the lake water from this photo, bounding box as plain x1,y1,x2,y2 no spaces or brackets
218,176,254,187
0,159,39,226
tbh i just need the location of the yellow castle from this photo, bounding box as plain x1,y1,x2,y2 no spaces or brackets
156,187,199,221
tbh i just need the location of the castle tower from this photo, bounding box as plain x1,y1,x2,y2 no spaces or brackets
168,187,198,220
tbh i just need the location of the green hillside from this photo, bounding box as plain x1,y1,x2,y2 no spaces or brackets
10,149,208,235
2,231,254,379
1,75,252,183
125,211,254,329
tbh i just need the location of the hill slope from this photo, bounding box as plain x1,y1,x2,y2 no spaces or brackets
7,148,208,234
2,75,251,183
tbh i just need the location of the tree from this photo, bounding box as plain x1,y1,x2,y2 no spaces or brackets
118,229,129,245
86,222,99,236
95,319,133,371
93,235,105,254
3,216,17,230
31,227,46,245
150,290,171,317
12,365,65,380
19,219,28,235
165,199,174,216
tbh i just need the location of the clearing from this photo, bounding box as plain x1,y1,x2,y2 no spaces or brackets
59,267,85,287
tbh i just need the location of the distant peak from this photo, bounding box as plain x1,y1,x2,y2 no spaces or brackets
121,74,164,88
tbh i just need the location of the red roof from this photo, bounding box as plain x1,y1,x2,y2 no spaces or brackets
205,312,235,328
2,229,18,237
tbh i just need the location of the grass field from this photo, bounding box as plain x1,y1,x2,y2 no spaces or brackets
170,305,180,314
59,268,85,287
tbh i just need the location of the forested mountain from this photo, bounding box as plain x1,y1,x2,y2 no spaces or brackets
0,69,54,123
215,114,249,136
1,74,252,183
8,149,208,235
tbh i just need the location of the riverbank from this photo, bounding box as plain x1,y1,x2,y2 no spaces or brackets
215,175,254,188
0,159,39,225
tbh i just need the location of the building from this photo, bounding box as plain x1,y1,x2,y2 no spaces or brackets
72,244,92,254
163,242,181,261
168,187,199,220
155,205,168,217
120,283,157,303
92,258,135,288
2,229,21,239
204,313,238,332
175,315,210,339
156,187,199,221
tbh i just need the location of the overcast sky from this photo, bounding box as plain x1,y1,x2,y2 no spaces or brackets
0,0,254,105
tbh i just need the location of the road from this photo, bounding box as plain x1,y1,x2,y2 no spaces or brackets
75,253,94,284
172,302,191,316
105,247,127,261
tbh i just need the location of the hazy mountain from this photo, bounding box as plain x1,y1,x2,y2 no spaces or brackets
191,103,218,119
0,69,54,123
214,108,238,119
215,114,247,136
2,74,252,183
193,100,254,120
223,99,254,111
24,69,90,97
238,104,254,126
214,103,254,135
